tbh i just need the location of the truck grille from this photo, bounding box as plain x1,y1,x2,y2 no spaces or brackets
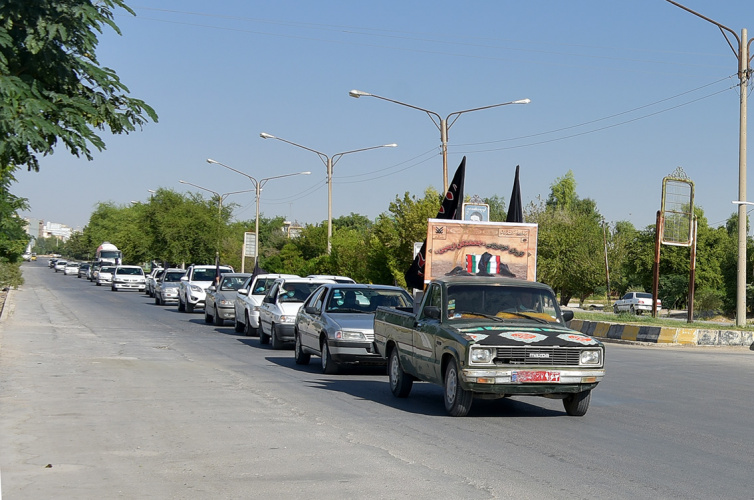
494,347,581,366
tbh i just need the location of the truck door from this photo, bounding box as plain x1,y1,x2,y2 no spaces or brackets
413,283,443,382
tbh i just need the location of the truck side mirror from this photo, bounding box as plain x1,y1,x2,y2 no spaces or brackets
423,306,441,319
561,310,574,322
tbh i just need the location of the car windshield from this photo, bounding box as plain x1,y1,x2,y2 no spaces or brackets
193,268,230,281
100,267,115,273
278,283,320,303
117,267,143,275
220,276,248,291
163,272,186,282
446,284,561,323
325,288,412,313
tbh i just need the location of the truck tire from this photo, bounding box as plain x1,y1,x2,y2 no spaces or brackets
294,331,310,365
444,358,472,417
563,390,591,416
388,347,413,398
321,340,339,374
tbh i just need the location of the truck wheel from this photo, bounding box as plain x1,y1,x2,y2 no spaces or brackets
178,297,185,312
321,340,339,374
444,358,472,417
259,325,270,345
563,390,591,416
204,310,212,323
294,331,310,365
234,317,244,333
213,308,223,326
388,347,413,398
186,301,195,313
270,325,283,350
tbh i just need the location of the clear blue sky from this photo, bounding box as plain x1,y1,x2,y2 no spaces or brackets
16,0,753,233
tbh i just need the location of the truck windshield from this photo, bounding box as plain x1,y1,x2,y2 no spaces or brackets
446,284,562,323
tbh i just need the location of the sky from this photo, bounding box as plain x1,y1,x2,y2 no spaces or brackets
15,0,754,234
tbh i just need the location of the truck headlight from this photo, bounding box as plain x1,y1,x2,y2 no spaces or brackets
580,350,602,365
470,347,494,364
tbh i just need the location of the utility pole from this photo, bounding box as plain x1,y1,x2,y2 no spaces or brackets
666,1,752,327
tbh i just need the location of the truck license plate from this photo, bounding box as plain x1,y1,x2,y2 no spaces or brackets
512,370,561,383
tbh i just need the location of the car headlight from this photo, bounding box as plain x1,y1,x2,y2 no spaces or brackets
279,315,295,323
190,285,204,293
580,350,602,365
335,330,366,341
219,299,232,306
470,347,494,364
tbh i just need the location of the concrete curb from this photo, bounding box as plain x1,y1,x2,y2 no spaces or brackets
569,319,754,347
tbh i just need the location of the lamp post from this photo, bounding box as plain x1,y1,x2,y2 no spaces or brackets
205,159,310,271
260,132,396,254
666,0,751,327
179,180,256,280
349,89,530,192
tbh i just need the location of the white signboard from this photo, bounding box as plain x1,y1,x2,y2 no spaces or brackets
244,232,256,257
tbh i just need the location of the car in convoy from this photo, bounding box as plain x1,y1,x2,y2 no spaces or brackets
154,268,187,305
111,265,146,292
305,275,356,284
374,275,606,417
145,267,164,297
204,273,252,326
294,283,413,374
233,273,300,336
64,262,80,276
258,277,335,348
96,266,115,286
89,263,102,281
48,258,58,268
613,292,661,315
53,260,67,272
178,264,234,313
77,263,91,279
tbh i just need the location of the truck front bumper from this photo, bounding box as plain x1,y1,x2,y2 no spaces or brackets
461,368,605,395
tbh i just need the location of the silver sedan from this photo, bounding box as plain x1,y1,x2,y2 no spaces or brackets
294,283,413,374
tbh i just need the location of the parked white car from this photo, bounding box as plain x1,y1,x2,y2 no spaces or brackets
178,264,234,313
258,277,335,348
233,273,299,336
154,268,187,305
111,265,146,292
613,292,661,314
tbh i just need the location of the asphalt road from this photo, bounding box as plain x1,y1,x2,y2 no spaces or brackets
1,262,753,499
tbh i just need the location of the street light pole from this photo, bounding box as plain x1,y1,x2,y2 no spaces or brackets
666,0,752,327
205,159,310,271
179,180,256,279
259,133,396,254
349,89,530,192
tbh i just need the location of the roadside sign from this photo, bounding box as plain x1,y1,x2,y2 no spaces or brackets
244,232,256,257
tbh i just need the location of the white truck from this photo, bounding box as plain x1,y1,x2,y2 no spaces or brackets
95,242,122,266
178,264,234,313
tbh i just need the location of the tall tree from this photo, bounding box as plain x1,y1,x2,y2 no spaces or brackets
0,0,157,173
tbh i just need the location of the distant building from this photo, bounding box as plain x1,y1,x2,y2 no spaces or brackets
282,221,303,239
43,221,74,241
23,218,44,240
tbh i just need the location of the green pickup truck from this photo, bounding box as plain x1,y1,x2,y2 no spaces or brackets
373,276,605,417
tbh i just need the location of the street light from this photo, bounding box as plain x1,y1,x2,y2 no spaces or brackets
259,132,397,254
667,0,751,327
205,159,310,271
179,180,257,279
349,89,530,192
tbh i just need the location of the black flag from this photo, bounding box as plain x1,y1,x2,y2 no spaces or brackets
404,157,466,290
505,165,523,223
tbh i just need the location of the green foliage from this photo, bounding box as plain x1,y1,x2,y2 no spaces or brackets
694,288,724,317
0,0,157,173
483,195,506,222
0,169,29,263
0,260,23,288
